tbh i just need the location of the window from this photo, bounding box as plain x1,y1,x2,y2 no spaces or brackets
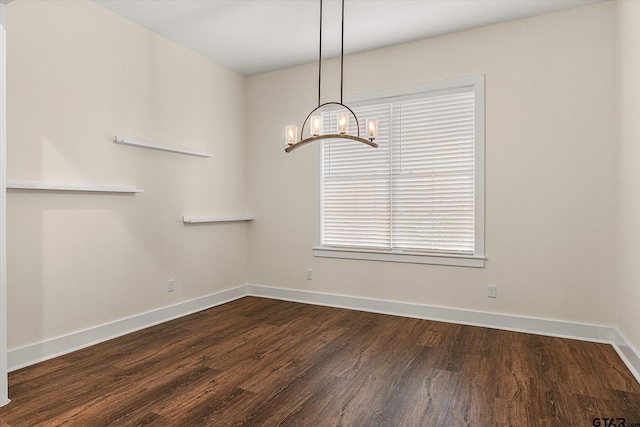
314,75,485,267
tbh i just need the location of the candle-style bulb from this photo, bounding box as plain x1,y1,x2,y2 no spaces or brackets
285,125,297,145
366,119,379,141
337,113,349,134
311,116,323,136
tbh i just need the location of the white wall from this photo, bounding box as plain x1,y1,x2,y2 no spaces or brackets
248,2,617,326
4,0,632,371
616,0,640,356
5,1,249,350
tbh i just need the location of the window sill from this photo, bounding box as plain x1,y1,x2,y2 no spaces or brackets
313,247,485,268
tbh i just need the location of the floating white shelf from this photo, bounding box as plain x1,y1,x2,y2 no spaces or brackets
6,179,144,193
182,215,254,224
114,137,212,158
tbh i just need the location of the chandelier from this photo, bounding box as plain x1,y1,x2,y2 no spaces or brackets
285,0,379,153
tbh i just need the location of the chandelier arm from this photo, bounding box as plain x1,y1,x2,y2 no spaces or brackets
285,134,378,153
299,101,362,139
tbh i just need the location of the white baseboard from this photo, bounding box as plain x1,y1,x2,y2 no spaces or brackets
7,283,640,386
7,285,247,372
246,285,614,342
613,329,640,384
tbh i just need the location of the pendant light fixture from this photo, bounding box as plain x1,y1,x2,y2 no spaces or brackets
285,0,379,153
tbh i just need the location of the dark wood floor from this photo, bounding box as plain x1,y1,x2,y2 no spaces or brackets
0,297,639,426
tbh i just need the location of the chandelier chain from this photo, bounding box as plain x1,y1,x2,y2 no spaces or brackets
340,0,345,105
318,0,323,108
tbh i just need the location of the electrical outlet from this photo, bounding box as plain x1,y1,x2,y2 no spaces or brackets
306,269,313,280
168,279,175,292
488,284,497,298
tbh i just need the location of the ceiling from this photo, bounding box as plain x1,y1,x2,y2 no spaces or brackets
93,0,604,76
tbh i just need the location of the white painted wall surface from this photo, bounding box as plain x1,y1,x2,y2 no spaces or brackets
4,0,634,379
5,1,249,350
248,2,617,326
616,0,640,359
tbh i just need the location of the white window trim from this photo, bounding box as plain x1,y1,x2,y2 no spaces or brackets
314,75,485,268
0,2,9,406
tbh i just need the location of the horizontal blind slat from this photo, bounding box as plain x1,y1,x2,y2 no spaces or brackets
321,86,476,254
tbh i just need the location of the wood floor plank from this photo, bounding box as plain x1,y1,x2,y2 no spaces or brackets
58,366,217,426
0,296,639,426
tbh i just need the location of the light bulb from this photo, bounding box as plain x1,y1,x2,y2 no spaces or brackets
311,116,323,136
285,125,297,145
337,113,349,134
366,119,378,140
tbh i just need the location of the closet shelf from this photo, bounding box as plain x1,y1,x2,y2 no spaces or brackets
114,137,212,158
182,215,254,224
6,179,144,193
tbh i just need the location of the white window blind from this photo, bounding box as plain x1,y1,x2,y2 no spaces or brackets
317,76,484,266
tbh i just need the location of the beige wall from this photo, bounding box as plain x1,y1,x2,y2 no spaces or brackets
616,0,640,353
4,0,630,355
248,2,617,326
6,1,249,349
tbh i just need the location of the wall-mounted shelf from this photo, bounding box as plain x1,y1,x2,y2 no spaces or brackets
182,215,254,224
114,137,212,158
6,179,144,193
